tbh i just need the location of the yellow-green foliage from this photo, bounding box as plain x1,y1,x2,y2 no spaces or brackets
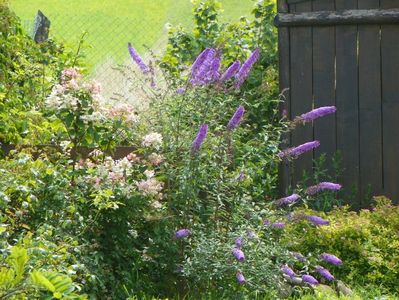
283,197,399,294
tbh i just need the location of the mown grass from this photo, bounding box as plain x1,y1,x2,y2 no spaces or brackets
9,0,255,71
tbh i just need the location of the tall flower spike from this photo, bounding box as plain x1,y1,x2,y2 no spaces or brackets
175,229,191,239
232,248,245,262
191,124,208,153
276,193,300,206
320,253,343,266
306,182,342,195
219,61,241,82
191,49,217,85
302,274,319,285
278,141,320,159
306,215,330,226
281,265,296,278
298,106,337,123
227,105,245,131
315,266,335,281
236,272,246,284
190,48,213,78
128,43,150,74
235,48,260,88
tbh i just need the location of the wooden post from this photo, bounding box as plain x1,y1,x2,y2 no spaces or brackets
33,10,50,43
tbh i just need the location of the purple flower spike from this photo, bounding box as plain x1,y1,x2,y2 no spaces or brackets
281,265,296,278
236,272,246,284
227,105,245,131
176,88,186,94
306,182,342,195
278,141,320,159
128,43,150,74
272,222,286,229
175,229,191,239
320,253,342,266
232,248,245,262
191,124,208,153
263,220,270,226
191,49,217,85
315,266,335,281
302,274,319,285
235,237,243,248
220,61,241,82
276,193,300,206
235,48,260,88
306,215,330,226
299,106,337,123
190,48,213,77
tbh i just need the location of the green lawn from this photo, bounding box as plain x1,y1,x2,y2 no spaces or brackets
9,0,255,71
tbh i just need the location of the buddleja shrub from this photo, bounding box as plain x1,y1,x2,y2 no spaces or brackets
125,36,347,297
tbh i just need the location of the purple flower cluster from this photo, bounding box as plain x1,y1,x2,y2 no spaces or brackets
189,48,260,88
299,106,337,123
236,271,246,284
320,253,343,266
281,265,296,278
315,266,335,281
306,215,330,226
190,48,220,85
175,229,191,239
219,61,241,82
278,141,320,159
276,193,300,206
271,222,286,229
227,105,245,131
302,274,319,285
191,124,208,153
128,43,150,74
232,248,245,262
235,48,261,88
176,87,186,94
306,182,342,195
235,237,243,248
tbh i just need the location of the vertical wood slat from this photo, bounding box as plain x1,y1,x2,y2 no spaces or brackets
381,0,399,204
290,1,313,185
278,0,292,196
335,0,360,207
312,0,336,177
358,0,383,207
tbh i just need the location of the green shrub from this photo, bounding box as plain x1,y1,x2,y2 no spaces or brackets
282,197,399,294
0,1,75,144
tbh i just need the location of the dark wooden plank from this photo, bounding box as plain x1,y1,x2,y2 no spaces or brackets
312,0,336,177
277,0,292,196
335,0,360,208
289,1,313,185
275,8,399,27
381,0,399,204
358,0,383,207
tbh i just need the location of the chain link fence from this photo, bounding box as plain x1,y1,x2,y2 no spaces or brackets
13,1,254,104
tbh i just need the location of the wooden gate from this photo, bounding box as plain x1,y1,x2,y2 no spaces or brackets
276,0,399,207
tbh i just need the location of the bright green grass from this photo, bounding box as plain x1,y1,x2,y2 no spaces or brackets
9,0,255,72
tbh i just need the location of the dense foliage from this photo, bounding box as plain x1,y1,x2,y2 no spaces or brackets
0,0,398,299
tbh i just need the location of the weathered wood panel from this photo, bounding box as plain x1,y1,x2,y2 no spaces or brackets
312,0,336,175
278,0,292,196
381,0,399,204
275,8,399,27
358,0,383,207
289,1,314,185
335,0,361,207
